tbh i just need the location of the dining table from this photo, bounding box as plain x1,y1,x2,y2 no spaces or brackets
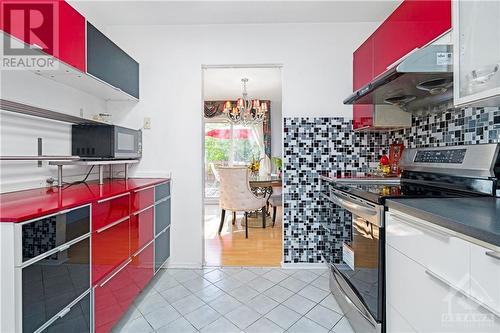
248,175,282,228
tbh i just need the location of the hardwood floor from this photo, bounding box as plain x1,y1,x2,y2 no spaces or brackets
204,204,283,267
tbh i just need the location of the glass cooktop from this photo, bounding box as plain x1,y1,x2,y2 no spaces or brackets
333,182,486,204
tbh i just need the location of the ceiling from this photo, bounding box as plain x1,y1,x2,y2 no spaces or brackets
69,0,402,26
203,67,282,101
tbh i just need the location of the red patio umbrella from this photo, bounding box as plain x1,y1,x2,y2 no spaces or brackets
205,128,251,139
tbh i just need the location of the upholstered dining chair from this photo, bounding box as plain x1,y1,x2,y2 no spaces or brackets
218,167,267,238
268,187,282,227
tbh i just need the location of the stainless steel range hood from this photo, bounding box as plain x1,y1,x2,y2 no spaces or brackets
344,43,453,111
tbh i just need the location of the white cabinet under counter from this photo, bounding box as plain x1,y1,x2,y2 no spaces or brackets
385,209,500,333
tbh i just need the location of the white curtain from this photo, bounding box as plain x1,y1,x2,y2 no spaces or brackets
251,123,270,176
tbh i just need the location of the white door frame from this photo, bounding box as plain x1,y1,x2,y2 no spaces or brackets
201,63,284,267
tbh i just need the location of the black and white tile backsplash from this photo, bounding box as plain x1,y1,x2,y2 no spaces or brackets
283,106,500,264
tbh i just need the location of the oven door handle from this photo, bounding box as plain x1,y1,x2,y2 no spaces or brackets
331,194,378,216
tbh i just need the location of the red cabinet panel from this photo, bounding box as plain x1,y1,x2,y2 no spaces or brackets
130,207,154,255
94,260,139,333
353,105,374,130
58,0,85,71
353,36,373,90
373,0,451,77
130,242,154,292
130,187,154,214
353,36,374,130
0,0,86,72
92,217,130,285
92,193,130,231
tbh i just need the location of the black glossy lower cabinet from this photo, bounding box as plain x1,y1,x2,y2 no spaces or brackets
154,227,170,272
42,293,91,333
154,198,170,236
22,237,90,333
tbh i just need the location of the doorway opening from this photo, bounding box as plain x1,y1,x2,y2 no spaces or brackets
202,65,283,267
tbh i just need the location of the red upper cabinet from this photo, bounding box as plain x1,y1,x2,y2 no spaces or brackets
353,36,374,130
0,0,85,72
353,36,374,90
58,1,86,71
372,0,451,77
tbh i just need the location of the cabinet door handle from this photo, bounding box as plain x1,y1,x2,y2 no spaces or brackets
390,213,452,241
485,251,500,262
58,307,71,318
425,269,500,318
58,244,71,252
96,216,129,233
132,204,154,216
97,192,129,204
133,185,155,193
99,259,132,287
156,197,170,204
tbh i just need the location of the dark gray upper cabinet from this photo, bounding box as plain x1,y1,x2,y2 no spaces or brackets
86,22,139,99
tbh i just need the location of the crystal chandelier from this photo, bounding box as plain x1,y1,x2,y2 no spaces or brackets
223,78,267,125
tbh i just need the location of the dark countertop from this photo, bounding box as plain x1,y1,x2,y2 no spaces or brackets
386,197,500,247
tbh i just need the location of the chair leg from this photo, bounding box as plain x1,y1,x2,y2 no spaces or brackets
245,212,248,239
262,206,266,228
218,209,226,234
232,211,236,225
272,206,277,227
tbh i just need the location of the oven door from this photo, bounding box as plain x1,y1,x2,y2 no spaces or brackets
113,126,142,158
329,190,384,331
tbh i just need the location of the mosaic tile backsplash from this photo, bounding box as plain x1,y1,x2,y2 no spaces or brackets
283,106,500,264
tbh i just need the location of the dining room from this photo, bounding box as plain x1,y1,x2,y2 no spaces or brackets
202,65,284,267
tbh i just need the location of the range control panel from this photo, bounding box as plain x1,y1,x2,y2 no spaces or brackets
414,148,467,164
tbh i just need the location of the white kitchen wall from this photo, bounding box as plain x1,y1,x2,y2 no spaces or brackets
0,70,108,192
104,22,377,268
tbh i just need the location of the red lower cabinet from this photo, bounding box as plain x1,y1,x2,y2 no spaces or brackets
130,242,154,292
92,217,130,285
130,187,154,214
94,243,153,333
130,207,154,255
94,260,139,333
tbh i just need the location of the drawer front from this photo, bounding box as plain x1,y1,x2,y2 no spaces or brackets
130,242,154,291
92,193,130,231
92,217,130,285
470,243,500,314
41,293,91,333
22,237,90,333
155,182,170,202
21,205,90,263
386,211,469,288
154,198,170,236
130,207,154,255
94,260,138,333
154,228,170,272
130,187,154,214
387,244,500,332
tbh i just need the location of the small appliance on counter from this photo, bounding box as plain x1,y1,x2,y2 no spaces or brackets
320,143,500,333
72,124,142,160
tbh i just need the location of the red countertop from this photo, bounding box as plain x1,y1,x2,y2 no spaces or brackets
0,178,170,223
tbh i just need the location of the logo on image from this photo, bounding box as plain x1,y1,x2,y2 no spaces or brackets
1,0,58,70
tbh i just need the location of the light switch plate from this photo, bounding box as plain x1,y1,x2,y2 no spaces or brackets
143,117,151,129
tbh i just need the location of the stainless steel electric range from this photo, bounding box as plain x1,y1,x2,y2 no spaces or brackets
319,143,500,333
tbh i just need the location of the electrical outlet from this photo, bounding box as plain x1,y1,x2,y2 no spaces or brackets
143,117,151,129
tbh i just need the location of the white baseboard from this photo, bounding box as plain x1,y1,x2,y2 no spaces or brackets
165,261,203,269
281,262,328,269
